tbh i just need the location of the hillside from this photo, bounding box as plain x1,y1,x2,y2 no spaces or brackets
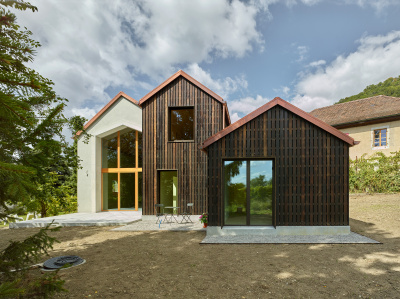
337,76,400,104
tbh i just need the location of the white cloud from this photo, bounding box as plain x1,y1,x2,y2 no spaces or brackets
11,0,400,121
282,86,291,96
308,60,326,67
230,113,241,123
185,64,248,99
273,86,291,98
296,46,309,62
71,108,98,122
344,0,400,11
228,95,271,117
292,31,400,111
13,0,265,115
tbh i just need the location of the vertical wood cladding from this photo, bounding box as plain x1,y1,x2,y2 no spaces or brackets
208,105,350,226
142,76,224,215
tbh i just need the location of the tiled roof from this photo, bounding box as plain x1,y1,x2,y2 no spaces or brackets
201,97,356,149
309,95,400,126
75,91,138,137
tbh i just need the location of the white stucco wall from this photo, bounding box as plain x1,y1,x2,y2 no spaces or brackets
77,97,142,213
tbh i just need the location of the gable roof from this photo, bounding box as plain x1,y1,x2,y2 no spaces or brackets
309,95,400,127
75,91,138,137
201,97,356,149
138,70,231,125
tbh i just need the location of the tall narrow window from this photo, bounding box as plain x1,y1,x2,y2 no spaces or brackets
373,128,387,147
101,129,143,211
169,107,194,141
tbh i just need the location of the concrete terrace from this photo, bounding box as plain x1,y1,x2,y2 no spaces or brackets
9,211,142,228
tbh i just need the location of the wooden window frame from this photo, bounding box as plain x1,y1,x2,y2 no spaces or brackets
168,106,195,142
101,130,142,211
372,127,388,149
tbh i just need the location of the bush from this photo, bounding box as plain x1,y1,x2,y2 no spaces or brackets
350,151,400,193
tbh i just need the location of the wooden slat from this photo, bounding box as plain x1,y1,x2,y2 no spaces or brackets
142,77,224,215
208,105,350,227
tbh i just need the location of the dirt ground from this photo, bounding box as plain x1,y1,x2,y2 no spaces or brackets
1,193,399,299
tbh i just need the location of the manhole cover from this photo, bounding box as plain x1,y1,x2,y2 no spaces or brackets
43,255,85,271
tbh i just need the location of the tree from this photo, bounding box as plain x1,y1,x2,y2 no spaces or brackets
0,0,67,219
337,75,400,103
64,116,87,196
0,1,70,296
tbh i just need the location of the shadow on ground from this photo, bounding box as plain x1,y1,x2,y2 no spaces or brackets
1,194,399,298
38,216,399,299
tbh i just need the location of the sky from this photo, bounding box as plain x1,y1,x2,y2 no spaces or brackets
13,0,400,129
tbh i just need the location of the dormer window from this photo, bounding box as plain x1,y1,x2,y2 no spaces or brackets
169,107,194,141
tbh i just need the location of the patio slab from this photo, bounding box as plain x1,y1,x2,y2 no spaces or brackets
112,217,205,231
9,211,142,228
201,232,380,244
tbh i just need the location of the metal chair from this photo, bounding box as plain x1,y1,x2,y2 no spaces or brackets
154,204,166,224
180,203,193,223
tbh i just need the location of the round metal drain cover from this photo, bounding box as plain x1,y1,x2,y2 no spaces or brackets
43,255,85,270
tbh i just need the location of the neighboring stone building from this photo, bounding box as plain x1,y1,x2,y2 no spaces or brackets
310,95,400,160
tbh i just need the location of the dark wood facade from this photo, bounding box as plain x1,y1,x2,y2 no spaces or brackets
141,75,226,215
206,104,351,227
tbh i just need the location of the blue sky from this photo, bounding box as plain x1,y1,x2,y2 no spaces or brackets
14,0,400,127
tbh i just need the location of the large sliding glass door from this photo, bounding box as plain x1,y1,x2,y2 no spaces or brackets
224,160,273,226
101,128,142,211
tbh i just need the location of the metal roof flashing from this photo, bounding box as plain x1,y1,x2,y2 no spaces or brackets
201,97,356,149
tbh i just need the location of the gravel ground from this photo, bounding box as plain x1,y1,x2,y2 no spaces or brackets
201,231,379,244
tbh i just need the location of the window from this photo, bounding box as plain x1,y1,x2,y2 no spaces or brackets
169,107,194,141
224,160,273,226
373,128,387,148
101,128,143,211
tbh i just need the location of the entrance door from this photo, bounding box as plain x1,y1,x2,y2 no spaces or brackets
224,160,273,226
159,171,178,207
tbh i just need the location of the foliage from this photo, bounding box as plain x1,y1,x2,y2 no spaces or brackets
199,213,208,224
0,224,67,298
337,76,400,103
22,171,77,217
0,0,68,219
64,116,87,196
350,151,400,193
225,172,273,215
250,175,273,215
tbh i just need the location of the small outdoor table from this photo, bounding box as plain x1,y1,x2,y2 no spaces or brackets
164,206,180,223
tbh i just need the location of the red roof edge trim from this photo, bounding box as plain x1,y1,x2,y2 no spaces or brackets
75,91,138,137
138,70,230,124
201,97,356,149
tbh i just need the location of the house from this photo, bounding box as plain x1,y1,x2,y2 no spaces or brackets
76,92,142,213
139,70,230,216
309,95,400,160
201,97,356,235
77,71,357,235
